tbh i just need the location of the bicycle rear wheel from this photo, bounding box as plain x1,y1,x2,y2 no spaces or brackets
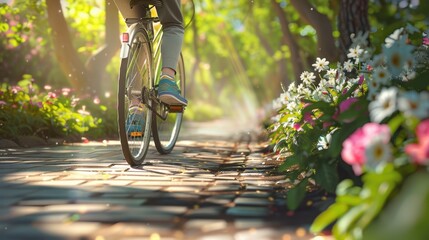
118,24,153,166
152,53,185,154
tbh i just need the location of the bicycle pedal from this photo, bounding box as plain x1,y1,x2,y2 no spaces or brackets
129,132,143,137
168,105,184,113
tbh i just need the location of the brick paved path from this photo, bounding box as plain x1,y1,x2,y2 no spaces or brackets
0,121,326,240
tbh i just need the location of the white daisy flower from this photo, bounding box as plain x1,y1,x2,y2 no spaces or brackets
383,35,415,76
372,67,391,85
367,90,378,102
300,71,316,86
271,114,281,122
369,87,398,122
287,101,298,112
369,54,385,68
384,28,403,48
349,76,361,85
326,68,337,77
401,70,416,82
297,83,305,93
343,60,354,72
301,87,312,97
288,82,297,92
398,91,429,119
272,98,283,110
367,77,381,94
312,57,330,72
347,45,364,60
318,79,329,88
365,137,393,172
328,77,336,88
317,134,331,150
279,92,289,105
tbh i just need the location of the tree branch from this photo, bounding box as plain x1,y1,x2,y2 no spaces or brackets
271,0,304,83
290,0,339,61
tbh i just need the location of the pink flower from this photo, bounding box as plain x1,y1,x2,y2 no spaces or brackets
93,97,100,105
323,121,333,128
341,123,391,175
11,86,22,94
333,97,359,123
423,37,429,46
405,119,429,165
359,75,365,85
48,92,57,99
340,98,358,113
62,88,71,96
32,101,43,108
366,65,373,72
303,112,315,126
293,123,302,131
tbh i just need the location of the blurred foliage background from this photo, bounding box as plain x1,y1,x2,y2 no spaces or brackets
0,0,427,140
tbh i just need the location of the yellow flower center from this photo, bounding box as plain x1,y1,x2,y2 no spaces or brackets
391,53,401,67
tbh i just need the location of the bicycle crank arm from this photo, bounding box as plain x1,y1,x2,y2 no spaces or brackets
141,87,184,120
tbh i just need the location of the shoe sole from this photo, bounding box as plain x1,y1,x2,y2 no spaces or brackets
158,93,187,106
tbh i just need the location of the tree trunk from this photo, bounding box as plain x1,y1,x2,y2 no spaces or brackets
46,0,120,95
290,0,338,61
85,0,120,95
271,0,304,83
338,0,370,61
46,0,88,92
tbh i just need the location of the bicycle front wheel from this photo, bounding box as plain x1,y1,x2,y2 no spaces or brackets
152,53,186,154
118,24,153,166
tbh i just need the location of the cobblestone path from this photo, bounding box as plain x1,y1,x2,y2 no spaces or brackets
0,122,325,240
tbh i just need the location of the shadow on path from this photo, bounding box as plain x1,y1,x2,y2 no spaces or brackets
0,121,328,240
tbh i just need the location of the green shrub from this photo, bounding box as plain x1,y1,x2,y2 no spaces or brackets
0,75,101,140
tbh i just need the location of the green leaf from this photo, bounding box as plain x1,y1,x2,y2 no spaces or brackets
338,84,360,102
388,114,405,134
302,101,332,114
336,204,366,235
311,202,349,233
273,138,287,153
278,153,301,172
399,70,429,91
336,179,355,196
0,22,8,32
329,114,368,157
336,195,363,206
287,178,308,210
327,129,343,157
314,161,339,193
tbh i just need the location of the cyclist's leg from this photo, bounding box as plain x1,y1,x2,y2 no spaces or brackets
156,0,187,106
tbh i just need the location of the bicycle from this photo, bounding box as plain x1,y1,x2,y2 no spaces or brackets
113,0,186,166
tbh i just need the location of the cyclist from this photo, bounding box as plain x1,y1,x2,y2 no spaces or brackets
126,0,187,136
155,0,188,106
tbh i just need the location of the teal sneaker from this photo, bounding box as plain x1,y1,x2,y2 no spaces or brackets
157,75,188,106
126,106,145,137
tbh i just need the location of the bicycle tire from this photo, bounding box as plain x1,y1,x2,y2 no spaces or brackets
152,53,186,154
118,23,153,166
